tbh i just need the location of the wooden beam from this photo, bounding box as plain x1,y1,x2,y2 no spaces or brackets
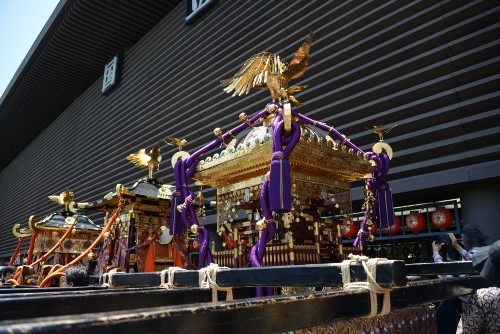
0,287,253,321
405,261,476,276
0,285,105,296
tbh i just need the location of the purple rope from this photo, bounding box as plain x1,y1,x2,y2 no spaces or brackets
185,107,271,167
250,178,277,297
170,159,185,235
291,110,364,154
354,150,393,247
251,110,301,268
177,159,211,268
172,105,273,269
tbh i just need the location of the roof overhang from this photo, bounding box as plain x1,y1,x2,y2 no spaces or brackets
0,0,182,172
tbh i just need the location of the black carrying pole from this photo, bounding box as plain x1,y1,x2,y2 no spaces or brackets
104,260,407,288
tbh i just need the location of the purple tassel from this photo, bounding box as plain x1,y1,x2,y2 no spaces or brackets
269,152,292,212
170,191,185,235
269,120,300,212
170,160,185,235
375,152,394,229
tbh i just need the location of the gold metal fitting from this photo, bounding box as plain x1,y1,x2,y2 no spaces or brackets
190,224,199,234
103,232,110,239
88,252,95,260
213,128,223,137
177,204,184,213
239,112,253,127
214,128,227,146
266,104,278,114
256,219,267,231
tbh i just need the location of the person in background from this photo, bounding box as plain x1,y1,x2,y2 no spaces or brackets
449,224,487,261
432,240,464,334
61,265,89,287
433,241,463,265
456,239,500,334
1,266,15,283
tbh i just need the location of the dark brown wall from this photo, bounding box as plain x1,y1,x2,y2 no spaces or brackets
1,0,499,256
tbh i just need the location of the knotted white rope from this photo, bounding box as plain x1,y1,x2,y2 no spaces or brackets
198,263,233,302
341,253,392,317
159,266,187,289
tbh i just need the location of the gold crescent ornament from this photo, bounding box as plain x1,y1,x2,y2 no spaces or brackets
171,151,190,168
372,141,393,160
283,103,292,134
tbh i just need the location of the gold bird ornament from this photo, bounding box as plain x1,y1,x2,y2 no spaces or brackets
48,189,75,212
165,137,187,151
126,142,162,179
221,32,314,106
372,124,397,141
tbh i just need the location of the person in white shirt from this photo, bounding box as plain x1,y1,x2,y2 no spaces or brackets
448,224,487,261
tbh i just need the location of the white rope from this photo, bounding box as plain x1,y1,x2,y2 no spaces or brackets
341,253,392,317
159,266,187,289
100,270,119,288
198,263,233,302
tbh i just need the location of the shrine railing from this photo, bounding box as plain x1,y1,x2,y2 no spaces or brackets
212,243,320,268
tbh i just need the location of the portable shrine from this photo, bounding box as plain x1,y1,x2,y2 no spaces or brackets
12,190,102,268
193,115,375,267
170,32,397,275
77,144,179,274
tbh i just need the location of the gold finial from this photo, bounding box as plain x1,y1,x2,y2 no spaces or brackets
164,137,187,151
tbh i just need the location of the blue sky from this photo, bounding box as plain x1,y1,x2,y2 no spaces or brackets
0,0,60,99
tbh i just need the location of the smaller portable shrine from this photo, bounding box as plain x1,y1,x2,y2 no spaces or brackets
12,190,102,267
193,110,375,267
77,180,178,274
